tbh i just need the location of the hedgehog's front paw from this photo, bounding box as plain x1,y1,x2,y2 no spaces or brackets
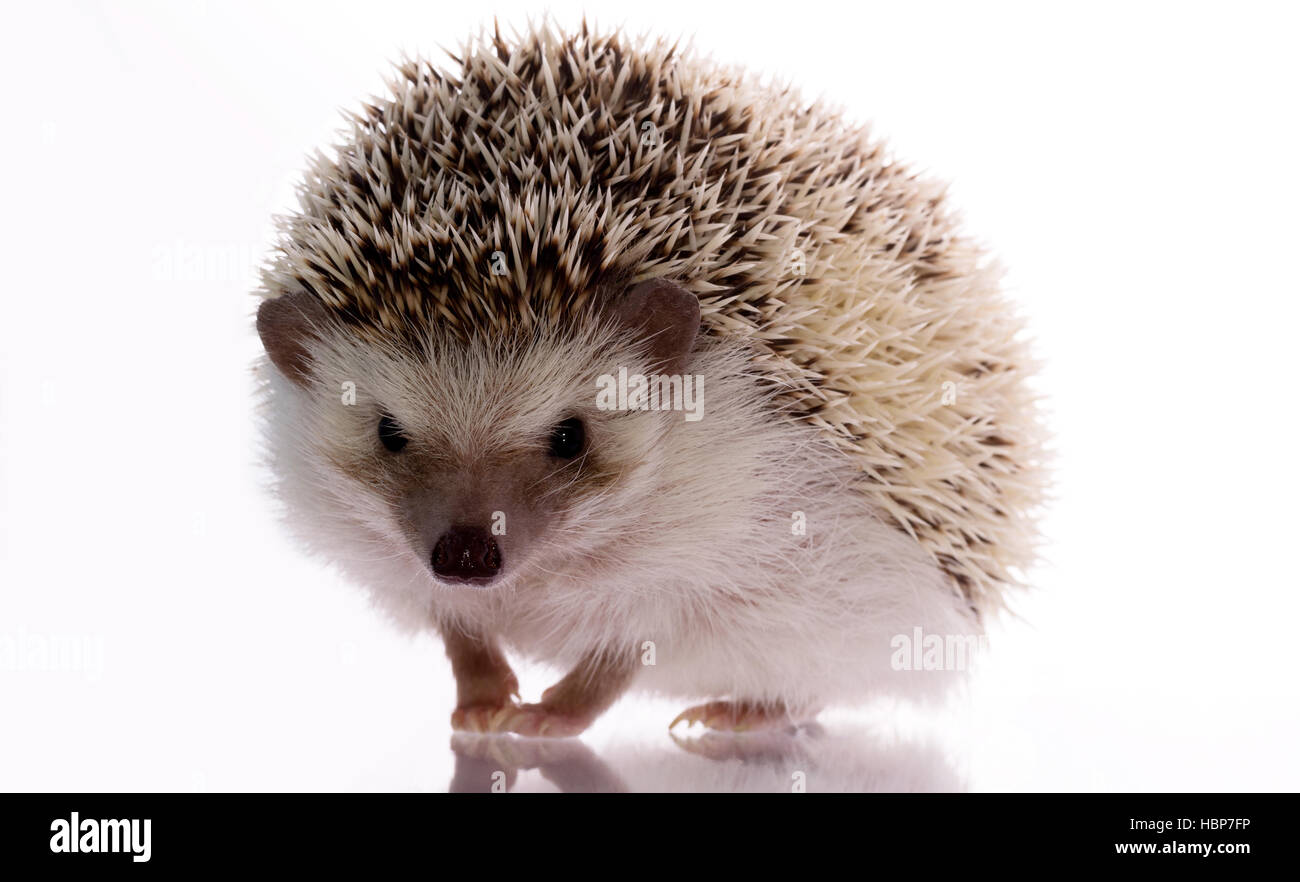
493,703,595,738
451,700,521,733
669,700,805,733
450,666,521,733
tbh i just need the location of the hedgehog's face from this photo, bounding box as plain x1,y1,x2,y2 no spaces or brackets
257,281,700,592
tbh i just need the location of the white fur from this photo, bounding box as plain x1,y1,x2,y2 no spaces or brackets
257,314,978,714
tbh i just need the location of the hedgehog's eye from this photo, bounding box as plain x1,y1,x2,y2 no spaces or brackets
378,414,408,452
548,417,585,459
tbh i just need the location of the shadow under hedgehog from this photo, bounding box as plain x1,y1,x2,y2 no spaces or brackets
254,22,1045,737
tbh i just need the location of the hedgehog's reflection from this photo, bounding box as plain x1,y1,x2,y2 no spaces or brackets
448,723,963,793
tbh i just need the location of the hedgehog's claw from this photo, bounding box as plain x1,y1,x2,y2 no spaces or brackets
669,729,811,763
453,702,592,738
450,665,521,733
669,700,802,733
495,703,592,738
450,701,519,734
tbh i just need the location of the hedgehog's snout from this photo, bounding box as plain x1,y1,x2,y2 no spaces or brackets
431,525,502,585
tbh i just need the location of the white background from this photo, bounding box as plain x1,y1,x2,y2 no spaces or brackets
2,0,1297,791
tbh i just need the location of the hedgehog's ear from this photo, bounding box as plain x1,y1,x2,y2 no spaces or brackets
257,290,329,387
615,279,701,374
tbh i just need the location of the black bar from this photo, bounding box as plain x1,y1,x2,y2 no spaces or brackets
0,793,1288,869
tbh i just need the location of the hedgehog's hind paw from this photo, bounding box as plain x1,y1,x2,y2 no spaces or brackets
668,700,813,734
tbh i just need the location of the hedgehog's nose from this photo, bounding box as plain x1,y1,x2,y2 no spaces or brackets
431,526,502,583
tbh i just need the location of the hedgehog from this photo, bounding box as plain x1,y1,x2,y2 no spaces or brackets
255,21,1044,737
